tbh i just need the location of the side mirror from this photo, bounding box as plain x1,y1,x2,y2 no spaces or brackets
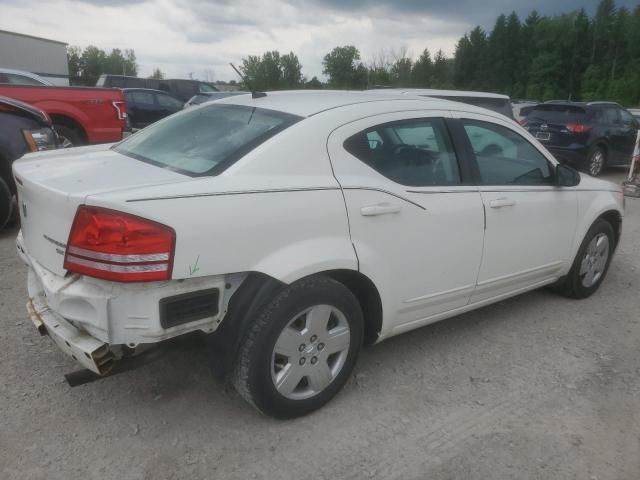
555,163,580,187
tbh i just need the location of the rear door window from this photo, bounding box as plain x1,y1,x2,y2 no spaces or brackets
114,104,302,176
127,91,155,106
595,107,619,125
619,108,635,124
343,118,461,186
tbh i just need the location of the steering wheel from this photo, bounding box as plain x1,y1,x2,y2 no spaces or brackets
391,144,434,166
391,143,413,156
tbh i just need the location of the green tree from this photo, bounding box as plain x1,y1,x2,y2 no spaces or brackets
411,48,433,87
79,46,107,85
431,50,450,88
280,52,303,88
304,76,323,89
390,56,412,86
148,68,165,80
453,27,487,89
322,46,364,88
66,46,82,84
239,51,303,90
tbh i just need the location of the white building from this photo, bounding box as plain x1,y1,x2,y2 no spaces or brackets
0,30,69,86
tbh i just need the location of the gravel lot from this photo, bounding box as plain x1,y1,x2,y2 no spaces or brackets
1,170,638,480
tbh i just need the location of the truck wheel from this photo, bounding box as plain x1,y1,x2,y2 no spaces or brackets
231,275,363,418
0,178,13,230
555,219,615,299
587,146,606,177
54,125,84,148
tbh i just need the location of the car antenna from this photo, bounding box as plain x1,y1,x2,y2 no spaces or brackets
229,63,266,99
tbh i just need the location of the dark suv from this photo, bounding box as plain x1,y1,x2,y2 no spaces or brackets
523,101,638,176
123,88,184,130
96,75,218,102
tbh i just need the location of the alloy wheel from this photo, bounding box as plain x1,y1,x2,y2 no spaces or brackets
271,304,351,400
579,232,609,288
589,151,604,176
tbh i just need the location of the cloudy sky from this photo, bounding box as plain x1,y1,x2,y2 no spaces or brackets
1,0,637,82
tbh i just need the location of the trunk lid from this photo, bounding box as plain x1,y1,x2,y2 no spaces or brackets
13,144,189,276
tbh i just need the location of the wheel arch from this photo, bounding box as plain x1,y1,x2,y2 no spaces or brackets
321,269,383,345
598,209,622,250
49,113,88,143
592,140,609,158
208,268,383,378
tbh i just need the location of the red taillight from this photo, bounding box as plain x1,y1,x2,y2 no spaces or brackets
64,206,175,282
565,123,592,134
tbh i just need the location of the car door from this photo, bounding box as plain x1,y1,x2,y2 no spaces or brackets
328,112,485,337
125,90,155,129
452,113,578,303
611,107,638,165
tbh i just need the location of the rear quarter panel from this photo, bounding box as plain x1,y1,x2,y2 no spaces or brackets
85,117,358,284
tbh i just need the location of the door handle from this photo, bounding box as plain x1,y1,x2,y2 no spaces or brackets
360,203,402,216
489,197,515,208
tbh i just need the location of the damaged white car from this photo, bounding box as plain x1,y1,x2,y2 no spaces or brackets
14,91,624,417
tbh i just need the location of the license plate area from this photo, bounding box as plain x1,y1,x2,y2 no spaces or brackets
535,132,550,141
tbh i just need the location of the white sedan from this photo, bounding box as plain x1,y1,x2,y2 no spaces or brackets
14,91,624,418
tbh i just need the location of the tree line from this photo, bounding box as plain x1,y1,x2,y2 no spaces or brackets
238,0,640,105
66,0,640,105
67,46,138,85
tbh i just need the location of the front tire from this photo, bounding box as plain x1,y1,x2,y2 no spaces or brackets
556,219,615,299
231,275,363,418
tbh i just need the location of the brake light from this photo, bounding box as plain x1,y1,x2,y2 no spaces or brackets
64,206,175,282
112,101,127,120
565,123,592,134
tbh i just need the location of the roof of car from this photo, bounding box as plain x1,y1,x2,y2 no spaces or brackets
0,68,52,85
540,100,621,108
122,88,175,94
367,88,510,100
215,90,455,117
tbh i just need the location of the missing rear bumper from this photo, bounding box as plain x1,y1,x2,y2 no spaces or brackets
27,299,115,375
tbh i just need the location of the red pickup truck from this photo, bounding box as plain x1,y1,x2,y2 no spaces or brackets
0,85,127,146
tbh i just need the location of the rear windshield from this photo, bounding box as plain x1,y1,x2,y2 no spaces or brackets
114,104,301,176
432,95,514,119
527,105,588,124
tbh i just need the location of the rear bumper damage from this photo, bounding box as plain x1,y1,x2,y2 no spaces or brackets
27,296,114,375
17,230,246,381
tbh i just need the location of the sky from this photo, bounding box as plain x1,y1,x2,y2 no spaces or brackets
1,0,637,82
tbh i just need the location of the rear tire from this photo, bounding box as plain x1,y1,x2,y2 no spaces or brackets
54,125,84,148
0,177,13,230
231,275,363,418
586,146,606,177
556,219,615,299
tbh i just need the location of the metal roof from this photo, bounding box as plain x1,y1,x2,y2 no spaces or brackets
0,29,67,46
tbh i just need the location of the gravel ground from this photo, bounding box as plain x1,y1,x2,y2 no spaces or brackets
1,170,639,480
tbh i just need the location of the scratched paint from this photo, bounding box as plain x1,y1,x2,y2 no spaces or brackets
188,255,200,276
